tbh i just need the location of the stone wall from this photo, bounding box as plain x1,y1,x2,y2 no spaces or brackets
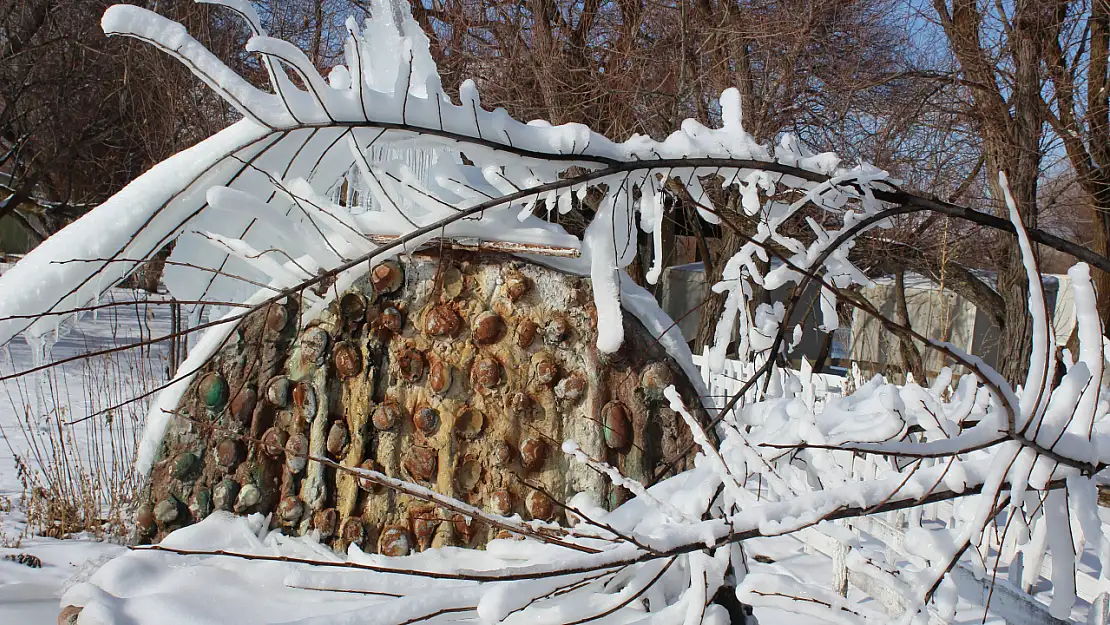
137,250,706,554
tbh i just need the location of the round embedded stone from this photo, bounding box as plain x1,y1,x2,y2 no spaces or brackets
372,400,402,431
293,382,317,419
414,407,440,435
533,355,559,386
503,271,530,301
555,374,586,402
266,376,291,407
508,392,531,419
428,359,453,395
198,372,228,408
215,438,244,469
285,433,309,473
545,316,571,344
493,440,513,465
453,514,474,542
213,479,239,511
264,303,289,333
172,452,200,480
326,422,349,456
472,311,503,344
453,407,485,440
314,508,338,538
602,401,632,451
277,496,304,523
235,483,261,511
489,489,512,515
379,526,411,556
342,517,366,547
380,306,404,333
357,460,384,492
398,347,425,383
154,499,179,524
403,447,438,481
423,305,459,337
229,386,257,426
135,503,155,532
472,357,501,389
340,292,366,321
515,320,538,348
520,438,547,471
333,342,362,379
371,261,404,294
191,490,212,520
261,427,288,456
526,491,554,520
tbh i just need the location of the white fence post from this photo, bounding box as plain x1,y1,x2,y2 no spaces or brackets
1090,592,1110,625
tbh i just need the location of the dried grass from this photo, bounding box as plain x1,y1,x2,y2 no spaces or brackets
0,295,170,540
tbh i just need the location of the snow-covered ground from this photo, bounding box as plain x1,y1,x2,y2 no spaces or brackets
0,287,1078,624
0,288,176,623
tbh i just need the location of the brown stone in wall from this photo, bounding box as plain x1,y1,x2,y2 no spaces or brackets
138,251,706,551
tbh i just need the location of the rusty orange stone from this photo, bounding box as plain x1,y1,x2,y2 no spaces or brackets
428,359,452,394
602,401,632,451
555,374,586,402
533,355,559,385
293,382,317,419
277,496,304,523
229,386,256,426
357,460,384,492
489,489,513,515
371,261,403,294
453,514,474,542
379,526,410,556
398,347,425,383
412,508,440,547
472,311,503,344
472,357,501,389
404,447,438,481
215,438,243,469
515,319,538,348
508,392,531,419
423,305,459,337
503,272,530,301
260,427,287,456
372,400,402,431
342,517,366,546
414,407,440,435
546,315,571,343
520,438,547,471
333,342,362,379
380,306,404,333
526,491,554,520
314,508,338,538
